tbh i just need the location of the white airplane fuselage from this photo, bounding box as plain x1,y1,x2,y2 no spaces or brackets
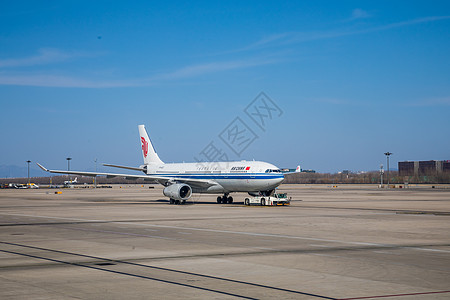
143,160,284,194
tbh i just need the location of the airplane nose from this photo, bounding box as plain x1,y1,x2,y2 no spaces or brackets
277,176,285,185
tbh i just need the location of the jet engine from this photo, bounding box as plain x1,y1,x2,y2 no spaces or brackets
163,183,192,201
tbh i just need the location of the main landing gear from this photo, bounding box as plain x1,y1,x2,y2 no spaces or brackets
169,198,186,205
217,194,233,204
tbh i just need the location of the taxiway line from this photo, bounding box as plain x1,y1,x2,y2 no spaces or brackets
0,242,337,300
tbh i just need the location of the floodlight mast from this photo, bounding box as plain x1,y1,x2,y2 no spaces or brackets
66,157,72,181
94,158,97,188
384,152,392,186
26,160,31,186
380,164,384,187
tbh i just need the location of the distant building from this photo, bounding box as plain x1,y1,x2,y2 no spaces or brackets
398,160,450,176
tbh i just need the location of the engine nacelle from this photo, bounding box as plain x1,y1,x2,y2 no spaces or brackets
163,183,192,201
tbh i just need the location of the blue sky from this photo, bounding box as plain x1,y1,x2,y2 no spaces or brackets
1,1,449,175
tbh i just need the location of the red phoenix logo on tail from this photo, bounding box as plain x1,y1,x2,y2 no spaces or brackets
141,137,148,158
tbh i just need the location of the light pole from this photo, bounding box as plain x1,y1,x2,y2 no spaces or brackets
66,157,72,182
26,160,31,187
380,164,384,187
94,158,97,188
384,152,392,186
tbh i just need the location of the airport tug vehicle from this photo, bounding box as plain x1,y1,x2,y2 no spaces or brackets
244,193,291,206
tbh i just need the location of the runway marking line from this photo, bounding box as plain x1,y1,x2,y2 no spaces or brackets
338,290,450,299
2,212,450,254
0,248,258,300
0,241,336,300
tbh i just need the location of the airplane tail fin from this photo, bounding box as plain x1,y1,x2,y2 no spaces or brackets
138,125,164,165
295,165,301,172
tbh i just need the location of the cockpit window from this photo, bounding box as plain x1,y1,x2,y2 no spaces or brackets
265,169,282,173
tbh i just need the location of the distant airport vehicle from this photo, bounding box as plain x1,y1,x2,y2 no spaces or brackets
38,125,298,205
11,183,40,189
26,183,39,189
0,183,39,189
244,192,291,206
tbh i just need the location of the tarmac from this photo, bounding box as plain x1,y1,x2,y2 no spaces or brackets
0,184,449,299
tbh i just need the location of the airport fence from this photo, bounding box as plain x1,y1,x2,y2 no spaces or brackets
283,171,450,184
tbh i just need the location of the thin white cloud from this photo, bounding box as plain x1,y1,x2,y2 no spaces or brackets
1,15,447,88
0,48,73,68
408,97,450,107
313,98,351,105
151,57,278,81
339,8,372,23
351,8,371,20
232,15,450,53
0,56,279,88
0,73,138,88
369,15,450,31
222,33,291,54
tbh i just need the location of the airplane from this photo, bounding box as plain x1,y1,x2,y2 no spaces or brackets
38,125,292,205
64,177,78,186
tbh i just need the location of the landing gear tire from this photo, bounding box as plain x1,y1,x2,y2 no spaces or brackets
261,198,266,206
244,198,249,206
218,194,232,204
170,199,187,205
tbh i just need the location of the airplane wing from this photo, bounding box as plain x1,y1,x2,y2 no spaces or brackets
37,163,217,188
103,163,146,172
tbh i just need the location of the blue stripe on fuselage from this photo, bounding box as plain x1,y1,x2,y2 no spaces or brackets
148,173,284,180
